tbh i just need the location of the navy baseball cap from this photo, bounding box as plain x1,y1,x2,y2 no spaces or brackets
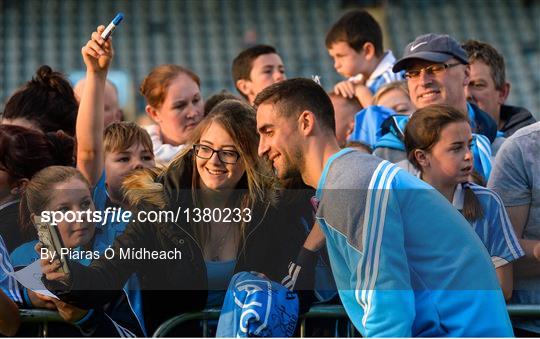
393,33,469,72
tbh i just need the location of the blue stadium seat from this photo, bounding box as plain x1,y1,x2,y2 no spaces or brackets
0,0,538,119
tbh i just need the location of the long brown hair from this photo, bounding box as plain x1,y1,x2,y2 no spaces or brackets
163,99,275,245
404,105,483,222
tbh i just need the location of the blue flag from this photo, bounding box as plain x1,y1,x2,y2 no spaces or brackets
217,272,299,337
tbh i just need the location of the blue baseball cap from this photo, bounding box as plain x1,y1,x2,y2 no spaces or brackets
393,33,469,72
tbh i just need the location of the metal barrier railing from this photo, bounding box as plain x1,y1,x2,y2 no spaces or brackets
296,304,354,337
151,307,221,337
19,309,67,337
507,304,540,318
151,304,540,337
19,304,540,337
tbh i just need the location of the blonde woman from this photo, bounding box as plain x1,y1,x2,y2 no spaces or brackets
41,100,306,334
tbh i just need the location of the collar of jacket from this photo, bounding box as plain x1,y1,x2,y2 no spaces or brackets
499,104,537,136
467,103,498,143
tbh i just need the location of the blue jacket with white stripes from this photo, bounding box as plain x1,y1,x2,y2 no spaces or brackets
315,149,513,337
0,236,22,305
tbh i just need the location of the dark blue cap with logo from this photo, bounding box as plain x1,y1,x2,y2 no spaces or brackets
392,33,469,72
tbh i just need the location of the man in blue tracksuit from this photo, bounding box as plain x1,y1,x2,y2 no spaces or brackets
255,78,513,337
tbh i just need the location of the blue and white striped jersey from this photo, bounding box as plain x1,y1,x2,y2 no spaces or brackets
365,51,404,94
350,51,404,94
453,182,524,268
315,148,513,337
0,235,22,304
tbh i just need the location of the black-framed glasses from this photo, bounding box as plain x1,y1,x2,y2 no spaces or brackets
404,62,462,79
193,144,241,164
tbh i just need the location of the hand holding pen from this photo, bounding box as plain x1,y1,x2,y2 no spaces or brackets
81,13,123,75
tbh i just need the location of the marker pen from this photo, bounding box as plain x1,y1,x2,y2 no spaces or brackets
100,12,124,41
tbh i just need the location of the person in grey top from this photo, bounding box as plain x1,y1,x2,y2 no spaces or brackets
488,121,540,335
255,78,513,337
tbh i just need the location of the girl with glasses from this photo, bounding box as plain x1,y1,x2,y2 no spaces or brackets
40,99,307,334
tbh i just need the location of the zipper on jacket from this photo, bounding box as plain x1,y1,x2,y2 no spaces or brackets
172,201,271,276
172,221,205,275
236,201,271,262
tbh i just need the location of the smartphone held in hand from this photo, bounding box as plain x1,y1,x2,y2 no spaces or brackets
34,215,70,275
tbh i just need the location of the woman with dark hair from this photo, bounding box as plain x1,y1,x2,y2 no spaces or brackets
1,65,78,136
0,125,75,252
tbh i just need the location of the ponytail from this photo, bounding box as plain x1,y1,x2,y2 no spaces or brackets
2,65,78,136
461,183,484,222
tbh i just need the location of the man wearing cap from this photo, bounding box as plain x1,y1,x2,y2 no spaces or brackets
373,34,497,180
392,33,498,143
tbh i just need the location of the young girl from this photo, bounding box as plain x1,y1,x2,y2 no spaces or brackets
373,81,415,116
404,104,524,300
11,166,143,337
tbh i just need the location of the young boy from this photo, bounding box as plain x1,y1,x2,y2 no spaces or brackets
77,33,155,208
75,25,155,335
326,10,403,108
231,44,286,105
